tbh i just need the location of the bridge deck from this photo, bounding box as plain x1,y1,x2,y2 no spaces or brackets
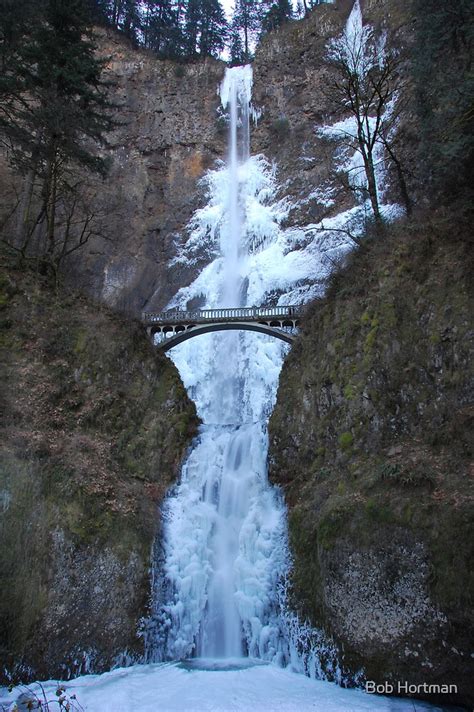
142,305,302,326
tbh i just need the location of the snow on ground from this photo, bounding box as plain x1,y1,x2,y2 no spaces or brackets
0,661,444,712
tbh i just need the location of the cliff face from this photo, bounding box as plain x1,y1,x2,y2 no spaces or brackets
0,29,226,316
268,219,474,707
0,262,198,682
85,32,225,314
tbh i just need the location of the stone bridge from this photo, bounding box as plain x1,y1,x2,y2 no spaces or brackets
142,306,302,352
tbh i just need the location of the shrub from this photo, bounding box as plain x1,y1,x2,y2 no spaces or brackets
376,461,436,487
338,431,354,450
270,116,290,139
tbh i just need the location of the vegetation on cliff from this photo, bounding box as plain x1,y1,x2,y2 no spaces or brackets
0,256,198,683
269,212,473,706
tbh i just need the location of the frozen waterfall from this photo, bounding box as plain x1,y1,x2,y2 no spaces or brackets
146,58,403,672
148,66,290,663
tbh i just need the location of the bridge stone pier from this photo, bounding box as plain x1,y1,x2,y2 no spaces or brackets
142,306,302,352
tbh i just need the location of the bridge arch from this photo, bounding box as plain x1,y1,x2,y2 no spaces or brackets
150,321,295,352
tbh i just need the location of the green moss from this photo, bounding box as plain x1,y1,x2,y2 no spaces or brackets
360,310,371,326
379,301,397,328
73,327,88,354
269,215,473,691
317,501,352,549
364,325,378,351
377,462,402,481
343,383,357,400
0,262,198,675
364,497,394,523
338,431,354,450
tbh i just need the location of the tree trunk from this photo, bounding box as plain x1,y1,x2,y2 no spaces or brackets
15,165,36,254
357,122,381,222
384,140,412,216
43,150,58,265
365,150,381,221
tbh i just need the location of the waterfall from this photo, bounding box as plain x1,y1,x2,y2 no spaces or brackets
148,66,290,663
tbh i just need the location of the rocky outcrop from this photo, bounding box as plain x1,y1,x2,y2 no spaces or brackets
0,262,198,682
268,218,474,708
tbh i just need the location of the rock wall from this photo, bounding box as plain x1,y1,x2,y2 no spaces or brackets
268,219,474,707
0,262,198,683
87,31,225,314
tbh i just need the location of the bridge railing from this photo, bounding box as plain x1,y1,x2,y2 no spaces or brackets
142,305,302,324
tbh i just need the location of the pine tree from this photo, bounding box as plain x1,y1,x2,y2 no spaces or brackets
260,0,292,35
0,0,115,275
120,0,141,43
229,19,246,66
184,0,227,58
232,0,261,62
143,0,184,58
91,0,141,41
198,0,228,57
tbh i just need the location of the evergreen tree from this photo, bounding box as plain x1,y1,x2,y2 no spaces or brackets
0,0,115,274
121,0,141,43
143,0,184,58
184,0,201,55
184,0,227,58
90,0,114,25
232,0,261,61
260,0,292,34
90,0,228,60
91,0,141,42
198,0,228,57
229,19,246,66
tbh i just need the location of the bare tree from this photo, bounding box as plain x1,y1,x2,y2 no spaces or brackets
1,167,114,285
321,6,412,221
